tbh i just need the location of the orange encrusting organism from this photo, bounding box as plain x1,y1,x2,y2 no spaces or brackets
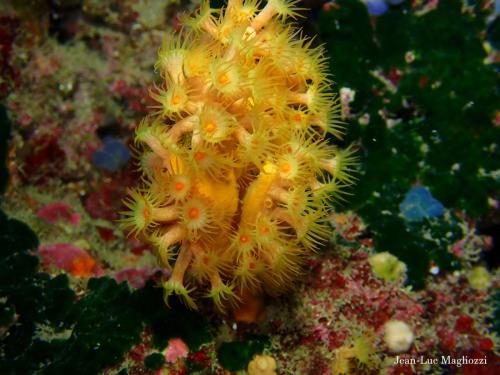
121,0,356,315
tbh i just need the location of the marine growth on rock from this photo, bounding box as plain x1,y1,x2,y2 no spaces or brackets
122,0,356,314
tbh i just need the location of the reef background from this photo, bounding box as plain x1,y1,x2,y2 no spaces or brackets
0,0,499,374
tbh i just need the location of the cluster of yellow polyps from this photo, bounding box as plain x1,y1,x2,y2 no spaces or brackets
122,0,356,312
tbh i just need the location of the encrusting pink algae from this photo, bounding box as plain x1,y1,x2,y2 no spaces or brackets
121,0,356,319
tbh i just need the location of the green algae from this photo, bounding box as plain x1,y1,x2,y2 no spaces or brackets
0,208,211,374
318,0,499,289
144,352,165,370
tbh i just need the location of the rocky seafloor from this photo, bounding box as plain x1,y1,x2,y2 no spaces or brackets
0,0,499,374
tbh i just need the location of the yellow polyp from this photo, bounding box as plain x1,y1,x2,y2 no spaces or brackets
188,207,200,219
168,117,195,142
172,95,181,105
262,161,276,174
158,225,186,248
143,134,170,161
152,206,178,222
168,154,185,175
124,0,355,314
263,198,274,209
194,151,206,161
197,176,237,221
251,2,276,31
143,206,151,221
218,73,230,85
171,244,192,284
321,157,337,175
280,162,291,173
205,122,217,133
240,164,277,227
246,96,255,108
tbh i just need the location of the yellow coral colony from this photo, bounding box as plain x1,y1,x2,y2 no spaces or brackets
122,0,356,315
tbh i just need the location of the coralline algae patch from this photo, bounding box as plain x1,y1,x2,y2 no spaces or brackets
37,201,81,227
261,219,499,374
1,193,499,375
110,213,498,375
39,243,97,277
